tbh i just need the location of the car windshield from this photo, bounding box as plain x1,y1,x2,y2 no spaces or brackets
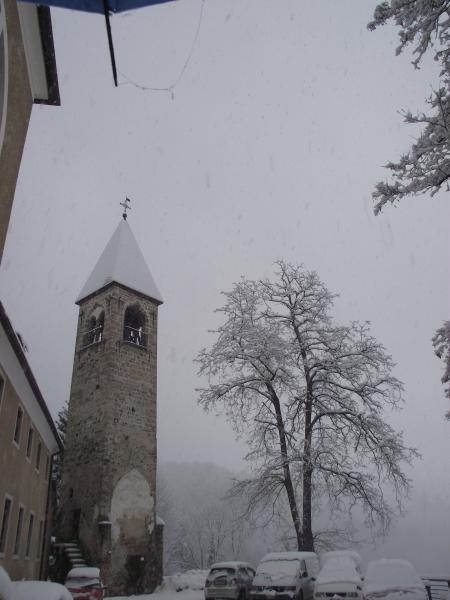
209,568,235,576
257,560,300,577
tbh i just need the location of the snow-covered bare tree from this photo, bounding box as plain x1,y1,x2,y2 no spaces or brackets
432,321,450,418
197,262,418,551
368,1,450,214
198,277,304,549
159,462,257,573
169,506,230,570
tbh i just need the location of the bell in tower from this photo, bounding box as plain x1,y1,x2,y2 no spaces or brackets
59,210,163,595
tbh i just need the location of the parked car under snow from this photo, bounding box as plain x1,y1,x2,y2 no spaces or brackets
0,567,73,600
251,551,319,600
320,550,362,574
363,559,428,600
314,556,363,600
64,567,105,600
204,562,255,600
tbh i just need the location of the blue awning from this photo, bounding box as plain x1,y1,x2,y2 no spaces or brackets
19,0,178,86
20,0,176,14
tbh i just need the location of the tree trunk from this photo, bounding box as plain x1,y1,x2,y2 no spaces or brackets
267,383,303,550
302,436,314,551
302,355,314,551
294,324,315,552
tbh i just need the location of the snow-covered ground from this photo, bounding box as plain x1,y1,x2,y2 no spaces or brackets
107,588,203,600
106,570,208,600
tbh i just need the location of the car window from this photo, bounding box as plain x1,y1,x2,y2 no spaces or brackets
238,567,249,579
300,560,307,576
258,559,301,577
209,568,235,576
247,568,255,578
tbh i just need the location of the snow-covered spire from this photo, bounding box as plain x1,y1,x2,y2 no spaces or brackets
76,219,163,305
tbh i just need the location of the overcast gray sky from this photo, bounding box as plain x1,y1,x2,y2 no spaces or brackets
1,0,449,568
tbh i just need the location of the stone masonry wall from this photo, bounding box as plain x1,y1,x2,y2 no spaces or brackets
60,283,161,594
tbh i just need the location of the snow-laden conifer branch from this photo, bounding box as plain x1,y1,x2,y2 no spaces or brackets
432,321,450,417
368,1,450,212
368,1,450,72
372,87,450,213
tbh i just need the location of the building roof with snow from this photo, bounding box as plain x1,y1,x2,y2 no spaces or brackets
76,218,163,305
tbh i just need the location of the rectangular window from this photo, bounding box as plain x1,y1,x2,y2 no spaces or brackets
26,427,34,459
36,519,44,560
0,497,12,554
13,506,24,556
13,407,23,445
35,442,42,471
25,513,34,558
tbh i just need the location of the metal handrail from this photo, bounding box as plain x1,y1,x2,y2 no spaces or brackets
82,325,104,347
123,324,147,347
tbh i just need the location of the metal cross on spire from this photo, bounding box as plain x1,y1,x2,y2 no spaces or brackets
120,197,131,220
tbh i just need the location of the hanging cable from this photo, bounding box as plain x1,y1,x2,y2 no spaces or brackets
117,0,205,97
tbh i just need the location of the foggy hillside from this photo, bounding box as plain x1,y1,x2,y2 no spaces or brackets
158,462,450,575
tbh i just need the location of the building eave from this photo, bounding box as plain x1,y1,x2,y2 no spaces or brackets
76,280,164,307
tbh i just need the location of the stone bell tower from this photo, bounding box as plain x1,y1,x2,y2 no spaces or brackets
60,213,163,595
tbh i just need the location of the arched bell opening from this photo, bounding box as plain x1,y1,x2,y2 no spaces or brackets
123,304,147,348
83,307,105,347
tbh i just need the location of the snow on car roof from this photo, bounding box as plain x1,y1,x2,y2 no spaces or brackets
260,552,317,562
364,559,426,597
12,581,73,600
67,567,100,579
316,557,362,586
321,550,362,570
0,567,12,600
210,562,253,569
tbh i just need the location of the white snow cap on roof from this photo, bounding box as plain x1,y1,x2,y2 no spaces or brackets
67,567,100,579
77,219,163,304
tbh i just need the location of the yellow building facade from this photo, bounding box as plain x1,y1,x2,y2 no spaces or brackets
0,302,61,580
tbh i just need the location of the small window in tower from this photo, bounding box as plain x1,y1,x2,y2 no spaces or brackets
82,308,105,347
123,305,147,348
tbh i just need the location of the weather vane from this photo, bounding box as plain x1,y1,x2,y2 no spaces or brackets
120,197,131,220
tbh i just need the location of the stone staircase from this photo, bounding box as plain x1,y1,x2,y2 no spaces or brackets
58,541,88,570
